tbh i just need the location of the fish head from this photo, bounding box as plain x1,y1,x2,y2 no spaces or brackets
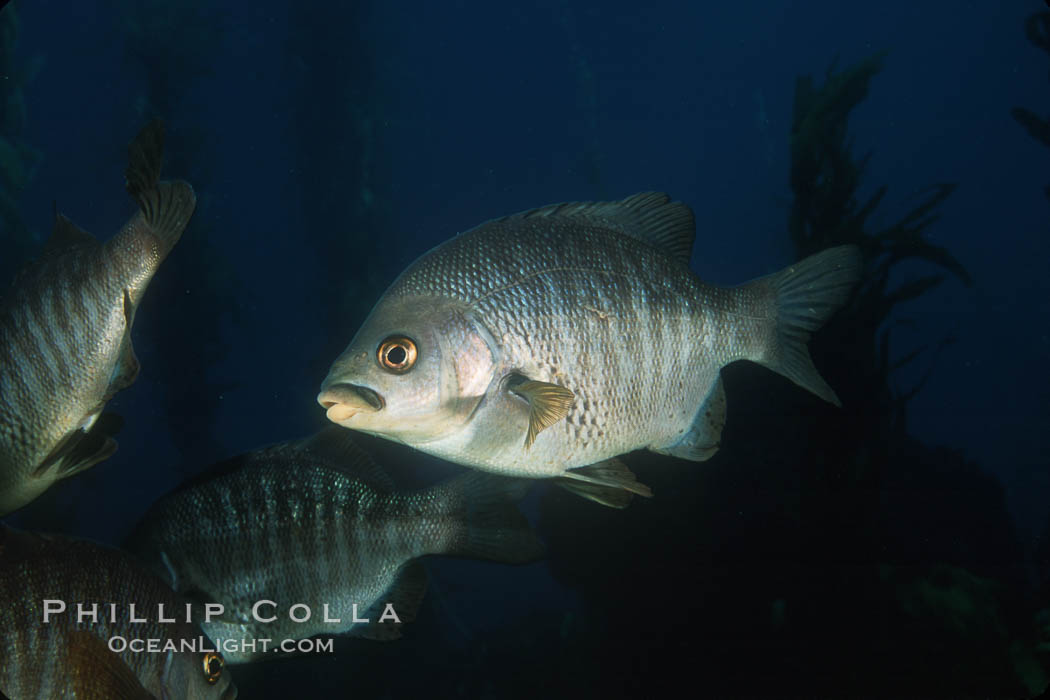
160,648,237,700
318,296,498,444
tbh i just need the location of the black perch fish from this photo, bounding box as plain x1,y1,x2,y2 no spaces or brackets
127,428,545,663
0,121,196,515
0,524,236,699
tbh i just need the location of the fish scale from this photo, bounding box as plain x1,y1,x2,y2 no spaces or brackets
398,214,732,470
0,121,196,516
127,432,543,663
319,192,861,506
0,525,235,699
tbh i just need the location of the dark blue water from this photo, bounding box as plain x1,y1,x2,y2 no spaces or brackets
3,1,1048,697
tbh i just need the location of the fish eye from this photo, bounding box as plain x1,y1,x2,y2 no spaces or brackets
377,336,418,373
202,651,224,684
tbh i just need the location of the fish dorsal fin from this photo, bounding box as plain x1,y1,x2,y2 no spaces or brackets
294,427,395,492
67,630,154,700
506,377,575,450
506,191,696,263
0,524,49,562
10,209,97,287
42,211,98,257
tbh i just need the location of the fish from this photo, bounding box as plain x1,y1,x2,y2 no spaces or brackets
126,428,545,664
0,120,196,515
317,192,861,507
0,524,236,699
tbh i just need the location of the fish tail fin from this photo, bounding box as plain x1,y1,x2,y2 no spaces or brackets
444,472,545,564
752,244,862,406
124,119,197,258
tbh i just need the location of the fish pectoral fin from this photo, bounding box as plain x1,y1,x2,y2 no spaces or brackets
32,413,122,481
650,375,726,462
66,630,154,700
506,377,574,449
554,459,654,509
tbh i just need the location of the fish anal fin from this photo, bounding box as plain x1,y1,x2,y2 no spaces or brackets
123,287,134,326
554,480,633,509
67,630,154,700
350,618,402,641
555,458,653,509
108,342,140,395
447,472,545,563
651,375,726,461
385,560,428,624
507,377,574,449
351,562,428,641
108,296,141,395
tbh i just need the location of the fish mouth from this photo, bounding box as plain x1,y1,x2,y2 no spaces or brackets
317,383,385,422
221,683,238,700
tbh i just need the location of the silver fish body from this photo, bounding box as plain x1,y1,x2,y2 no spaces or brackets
318,193,860,505
127,430,542,663
0,121,196,515
0,525,236,700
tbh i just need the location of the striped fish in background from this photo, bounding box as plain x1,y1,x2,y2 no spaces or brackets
0,524,236,699
126,428,545,664
0,121,196,515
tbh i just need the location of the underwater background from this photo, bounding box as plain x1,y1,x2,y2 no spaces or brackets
1,0,1049,697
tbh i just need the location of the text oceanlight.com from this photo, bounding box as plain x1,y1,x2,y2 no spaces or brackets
107,636,335,656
